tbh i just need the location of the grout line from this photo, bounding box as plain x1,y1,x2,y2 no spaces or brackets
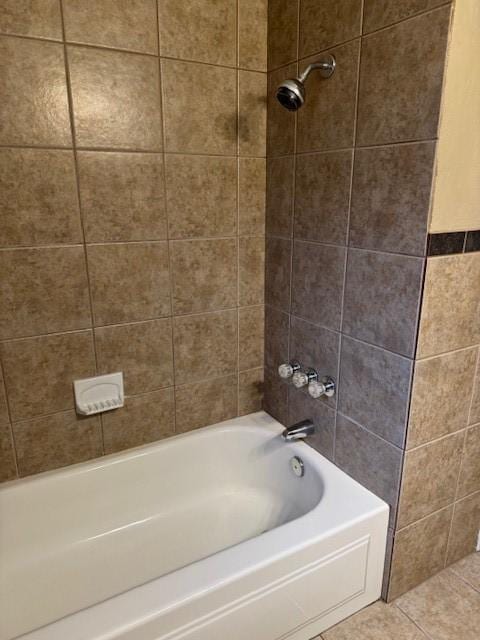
0,304,264,345
58,0,104,454
393,603,436,640
0,357,20,478
336,411,404,452
0,30,267,73
155,0,178,436
0,143,266,159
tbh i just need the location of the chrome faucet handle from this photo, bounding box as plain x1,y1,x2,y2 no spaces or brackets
308,376,336,399
278,361,300,379
292,368,318,389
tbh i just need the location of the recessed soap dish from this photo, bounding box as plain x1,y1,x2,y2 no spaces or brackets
74,372,124,416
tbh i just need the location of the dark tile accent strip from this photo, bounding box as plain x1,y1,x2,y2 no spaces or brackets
465,230,480,253
427,232,465,256
427,230,480,256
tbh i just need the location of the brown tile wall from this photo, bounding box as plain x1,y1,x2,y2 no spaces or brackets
0,0,267,482
389,252,480,599
265,0,453,599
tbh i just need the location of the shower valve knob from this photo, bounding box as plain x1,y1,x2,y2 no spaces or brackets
308,376,336,399
292,368,318,389
278,362,300,379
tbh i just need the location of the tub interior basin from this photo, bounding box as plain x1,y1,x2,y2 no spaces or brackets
0,416,323,638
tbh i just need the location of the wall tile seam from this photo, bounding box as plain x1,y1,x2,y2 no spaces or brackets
0,144,268,159
444,486,480,568
361,2,453,40
266,136,441,160
0,304,265,343
404,424,468,454
264,304,419,365
0,235,267,251
0,357,20,477
0,30,267,74
6,366,262,431
266,235,434,260
413,342,480,364
58,1,104,453
394,501,453,535
267,1,452,76
335,411,405,453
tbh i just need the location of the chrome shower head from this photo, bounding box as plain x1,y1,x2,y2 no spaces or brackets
276,54,336,111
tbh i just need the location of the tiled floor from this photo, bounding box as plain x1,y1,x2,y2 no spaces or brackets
315,552,480,640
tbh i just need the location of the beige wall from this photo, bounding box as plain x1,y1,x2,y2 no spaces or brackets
0,1,267,482
430,0,480,233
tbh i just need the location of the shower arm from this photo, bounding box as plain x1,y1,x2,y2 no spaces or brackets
298,57,336,83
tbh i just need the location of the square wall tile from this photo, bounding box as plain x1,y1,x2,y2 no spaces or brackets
0,148,82,247
297,39,360,153
175,375,237,433
336,414,403,527
457,425,480,499
0,36,71,146
165,155,237,240
343,249,424,357
173,310,238,384
78,152,167,242
239,306,264,371
1,331,96,421
102,389,175,454
288,389,335,460
299,0,362,58
238,0,267,71
408,348,478,449
0,0,62,39
350,142,435,255
263,367,288,424
0,423,16,482
294,150,352,246
239,368,264,415
397,431,465,528
171,238,237,314
446,492,480,565
289,316,340,409
239,158,266,236
268,0,298,70
338,337,413,447
162,59,236,155
264,305,289,372
68,46,162,151
417,253,480,358
239,237,265,306
266,156,294,238
388,506,452,600
357,7,450,145
95,319,174,396
0,247,91,340
291,241,345,331
267,64,296,157
265,237,292,312
363,0,447,33
159,0,236,66
87,242,171,326
63,0,158,54
238,71,267,157
13,411,102,476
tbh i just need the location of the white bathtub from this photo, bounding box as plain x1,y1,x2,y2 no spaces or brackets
0,411,388,640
